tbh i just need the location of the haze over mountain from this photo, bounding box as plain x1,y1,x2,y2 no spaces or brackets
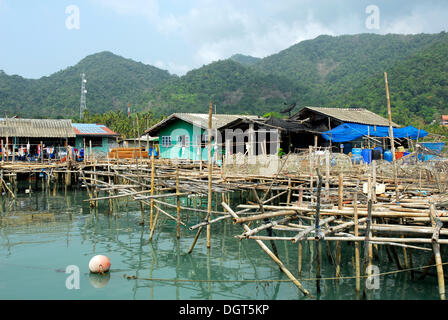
1,32,448,126
230,54,262,67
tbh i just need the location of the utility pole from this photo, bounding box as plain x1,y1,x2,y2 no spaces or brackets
80,73,87,120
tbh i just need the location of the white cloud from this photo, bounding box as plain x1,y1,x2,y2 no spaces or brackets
153,60,191,76
381,5,448,35
91,0,337,68
90,0,448,73
152,2,336,67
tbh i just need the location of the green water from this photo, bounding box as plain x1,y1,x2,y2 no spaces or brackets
0,188,442,300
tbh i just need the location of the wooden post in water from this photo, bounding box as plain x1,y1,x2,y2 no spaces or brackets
334,172,344,283
354,182,361,293
206,100,213,249
384,72,399,202
297,185,303,276
94,160,98,208
150,151,155,230
176,164,181,239
65,146,71,188
430,203,445,300
188,101,214,253
363,176,374,297
107,157,113,214
315,168,323,294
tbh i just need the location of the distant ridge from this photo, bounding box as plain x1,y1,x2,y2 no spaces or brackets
230,54,261,66
1,32,448,126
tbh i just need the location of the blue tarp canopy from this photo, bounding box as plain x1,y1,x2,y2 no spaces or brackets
321,123,428,143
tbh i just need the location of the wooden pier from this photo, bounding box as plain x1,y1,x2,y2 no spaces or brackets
1,147,448,299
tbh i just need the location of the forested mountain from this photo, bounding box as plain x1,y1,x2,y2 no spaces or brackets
230,54,261,66
0,51,175,118
252,32,448,107
141,59,302,117
1,32,448,129
326,38,448,126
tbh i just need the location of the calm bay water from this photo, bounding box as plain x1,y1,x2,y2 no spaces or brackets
0,188,441,300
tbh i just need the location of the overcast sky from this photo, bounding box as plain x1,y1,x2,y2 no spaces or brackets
0,0,447,78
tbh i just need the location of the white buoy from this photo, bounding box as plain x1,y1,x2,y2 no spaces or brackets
89,255,111,274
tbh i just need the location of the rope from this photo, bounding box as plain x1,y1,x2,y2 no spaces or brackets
124,260,448,283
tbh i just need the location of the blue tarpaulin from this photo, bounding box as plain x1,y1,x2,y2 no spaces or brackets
321,123,428,143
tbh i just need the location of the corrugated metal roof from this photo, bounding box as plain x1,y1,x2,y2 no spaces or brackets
145,113,259,136
0,118,76,138
72,123,118,136
291,107,399,127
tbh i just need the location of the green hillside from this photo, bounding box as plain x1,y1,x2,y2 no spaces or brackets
0,51,175,118
1,32,448,130
252,32,448,106
230,54,261,66
327,38,448,126
142,59,301,117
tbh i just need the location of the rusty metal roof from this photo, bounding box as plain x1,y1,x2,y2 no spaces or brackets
0,118,76,138
291,107,399,127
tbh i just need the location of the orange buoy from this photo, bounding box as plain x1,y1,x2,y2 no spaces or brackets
89,255,111,274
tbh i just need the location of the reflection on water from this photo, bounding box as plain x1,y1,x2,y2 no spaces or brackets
0,188,442,300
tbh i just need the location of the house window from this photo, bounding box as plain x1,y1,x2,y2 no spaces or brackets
177,135,190,147
162,136,172,147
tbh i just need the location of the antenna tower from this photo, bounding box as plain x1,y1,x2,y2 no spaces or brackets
80,73,87,119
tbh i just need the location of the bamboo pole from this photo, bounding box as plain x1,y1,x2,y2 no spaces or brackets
287,178,292,205
315,168,323,293
206,101,213,249
338,173,343,210
188,101,214,253
222,202,311,297
176,164,181,239
430,202,445,300
297,185,303,276
384,72,399,202
354,184,361,292
252,188,279,258
150,151,155,230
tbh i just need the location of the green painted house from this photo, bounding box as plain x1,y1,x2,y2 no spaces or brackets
144,113,256,161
